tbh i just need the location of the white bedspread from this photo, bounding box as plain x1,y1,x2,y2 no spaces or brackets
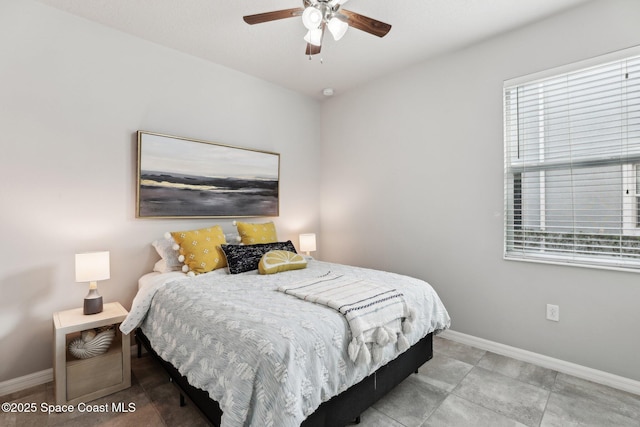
120,260,450,427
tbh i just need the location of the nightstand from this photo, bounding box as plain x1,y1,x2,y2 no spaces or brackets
53,302,131,405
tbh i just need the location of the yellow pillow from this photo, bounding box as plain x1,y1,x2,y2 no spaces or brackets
259,250,307,275
236,221,278,245
170,226,227,275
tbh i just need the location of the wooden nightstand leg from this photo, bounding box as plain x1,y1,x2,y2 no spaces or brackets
121,330,131,388
53,325,67,405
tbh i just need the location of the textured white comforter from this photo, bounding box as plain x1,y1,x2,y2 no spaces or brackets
121,260,450,427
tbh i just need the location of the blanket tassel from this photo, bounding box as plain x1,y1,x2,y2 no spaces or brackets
374,326,390,346
397,333,410,352
358,343,371,364
348,337,360,362
349,336,371,364
402,308,416,334
372,345,383,363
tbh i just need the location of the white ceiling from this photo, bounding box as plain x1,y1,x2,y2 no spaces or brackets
35,0,592,100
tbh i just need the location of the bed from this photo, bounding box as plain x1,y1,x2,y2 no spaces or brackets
121,256,450,427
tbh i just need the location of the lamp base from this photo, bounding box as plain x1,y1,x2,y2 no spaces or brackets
84,289,103,315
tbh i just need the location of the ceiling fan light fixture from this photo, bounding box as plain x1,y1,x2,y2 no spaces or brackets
304,28,323,46
302,6,323,30
327,16,348,41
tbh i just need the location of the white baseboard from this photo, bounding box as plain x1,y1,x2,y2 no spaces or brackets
439,329,640,396
0,369,53,397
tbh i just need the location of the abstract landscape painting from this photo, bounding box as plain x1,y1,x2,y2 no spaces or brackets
137,132,279,218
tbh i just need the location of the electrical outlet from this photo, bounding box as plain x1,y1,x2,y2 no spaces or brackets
546,304,559,322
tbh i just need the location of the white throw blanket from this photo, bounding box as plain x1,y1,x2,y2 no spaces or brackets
278,274,415,364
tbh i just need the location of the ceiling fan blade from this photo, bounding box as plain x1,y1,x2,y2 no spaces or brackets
243,8,304,25
340,10,391,38
305,43,322,55
305,25,324,56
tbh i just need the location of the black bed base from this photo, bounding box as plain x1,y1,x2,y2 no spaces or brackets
135,329,433,427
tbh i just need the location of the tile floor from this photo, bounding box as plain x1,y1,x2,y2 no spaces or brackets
1,336,639,426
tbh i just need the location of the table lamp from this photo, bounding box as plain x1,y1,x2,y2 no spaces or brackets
299,233,317,256
75,251,110,315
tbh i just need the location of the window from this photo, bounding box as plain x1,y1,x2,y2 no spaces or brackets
504,47,640,271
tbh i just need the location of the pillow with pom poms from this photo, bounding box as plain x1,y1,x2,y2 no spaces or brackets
168,226,227,276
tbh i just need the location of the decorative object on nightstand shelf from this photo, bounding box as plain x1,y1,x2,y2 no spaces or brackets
75,251,110,315
68,326,115,359
299,233,317,256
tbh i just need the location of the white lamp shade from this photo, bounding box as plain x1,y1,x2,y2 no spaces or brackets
327,16,348,41
299,233,317,253
304,29,323,46
302,6,323,30
75,251,110,282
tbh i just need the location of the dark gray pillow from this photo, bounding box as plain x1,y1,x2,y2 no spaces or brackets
221,241,297,274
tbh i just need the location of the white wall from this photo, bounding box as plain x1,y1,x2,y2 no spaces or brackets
0,0,320,382
320,0,640,381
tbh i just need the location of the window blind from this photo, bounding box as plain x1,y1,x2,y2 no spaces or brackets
504,48,640,271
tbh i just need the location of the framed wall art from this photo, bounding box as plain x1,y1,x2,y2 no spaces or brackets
136,131,279,218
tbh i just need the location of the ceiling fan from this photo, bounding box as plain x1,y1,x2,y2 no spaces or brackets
243,0,392,56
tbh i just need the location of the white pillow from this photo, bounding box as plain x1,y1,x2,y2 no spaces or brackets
151,238,182,273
